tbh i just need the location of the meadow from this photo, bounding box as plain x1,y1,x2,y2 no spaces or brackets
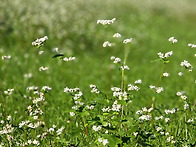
0,0,196,146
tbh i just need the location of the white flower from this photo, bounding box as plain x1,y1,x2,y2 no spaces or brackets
180,60,192,70
39,51,44,55
163,72,170,77
138,115,152,121
158,51,173,59
188,43,196,48
168,36,178,44
120,65,130,70
2,55,11,60
63,57,75,62
165,118,170,123
42,86,52,91
123,38,132,44
56,126,65,135
70,112,75,117
32,36,48,47
24,73,33,79
134,79,142,84
7,115,12,121
113,33,121,38
156,87,164,93
92,125,102,131
184,103,189,110
187,118,194,123
102,139,109,146
39,66,49,71
178,72,183,76
97,18,116,25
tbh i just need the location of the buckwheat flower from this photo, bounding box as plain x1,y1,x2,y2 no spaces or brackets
167,136,174,142
70,112,75,117
48,128,55,133
97,18,116,25
113,57,121,63
28,140,32,144
142,107,148,112
63,57,76,62
32,36,48,47
90,84,100,94
136,110,143,114
187,118,194,123
180,60,192,69
120,65,130,70
56,126,65,135
24,73,33,79
128,84,140,91
27,86,38,92
110,56,115,60
111,87,121,92
123,38,132,44
39,66,49,71
148,107,153,112
180,95,187,100
168,36,178,44
159,132,164,135
4,89,14,95
134,79,142,84
33,116,38,120
156,87,164,93
139,115,152,121
165,132,169,136
158,51,173,59
103,41,112,47
1,120,4,124
72,105,78,110
42,86,52,91
163,72,170,77
165,118,170,123
184,103,189,110
53,47,59,53
178,72,183,76
32,139,40,146
155,126,162,132
92,125,102,131
102,139,109,146
2,55,11,60
155,116,164,120
113,33,121,38
133,132,138,137
39,51,44,55
157,52,164,58
149,85,156,89
7,115,11,121
165,51,173,58
188,43,196,48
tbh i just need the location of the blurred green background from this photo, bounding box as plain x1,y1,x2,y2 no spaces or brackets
0,0,196,119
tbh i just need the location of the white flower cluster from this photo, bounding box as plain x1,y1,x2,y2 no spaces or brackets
102,100,121,112
32,92,45,104
92,125,102,131
27,139,40,146
138,115,152,121
149,85,164,93
42,86,52,92
90,84,100,94
128,84,140,91
111,56,121,64
28,121,45,129
157,51,173,59
24,73,33,79
165,108,178,114
85,105,95,110
113,33,121,38
97,18,116,25
103,41,112,47
2,55,11,60
64,87,80,93
111,87,127,100
178,72,183,76
32,36,48,47
134,79,142,84
176,91,187,100
0,124,14,135
27,86,38,92
188,43,196,48
180,60,193,71
98,138,109,146
163,72,170,77
184,103,189,110
4,88,14,95
39,66,49,71
70,112,75,117
187,118,194,123
39,50,44,55
63,57,76,62
168,36,178,44
56,126,65,135
120,65,130,70
136,107,153,115
155,116,164,120
123,38,132,44
166,136,176,144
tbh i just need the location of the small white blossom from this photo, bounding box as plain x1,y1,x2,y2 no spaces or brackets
103,41,112,47
168,36,178,44
178,72,183,76
158,51,173,59
63,57,75,62
42,86,52,91
184,103,189,110
180,60,192,70
113,33,121,38
163,72,170,77
156,87,164,93
188,43,196,48
2,55,11,60
39,66,49,71
70,112,75,117
165,118,170,123
92,125,102,131
123,38,132,44
32,36,48,47
97,18,116,25
134,79,142,84
120,65,130,70
39,51,44,55
187,118,194,123
7,115,12,121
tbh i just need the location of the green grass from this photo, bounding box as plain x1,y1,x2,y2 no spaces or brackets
0,0,196,146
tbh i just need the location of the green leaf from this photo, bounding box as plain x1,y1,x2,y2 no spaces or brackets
52,54,65,58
